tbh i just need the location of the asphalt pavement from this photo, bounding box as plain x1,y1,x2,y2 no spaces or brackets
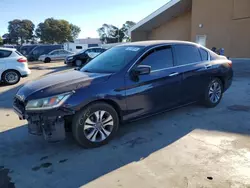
1,60,250,188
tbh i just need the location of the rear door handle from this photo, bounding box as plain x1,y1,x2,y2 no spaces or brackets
169,72,179,77
204,64,212,69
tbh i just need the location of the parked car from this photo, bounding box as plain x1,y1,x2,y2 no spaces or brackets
13,41,233,148
38,49,74,63
65,47,106,67
27,45,63,61
0,48,31,85
19,45,38,56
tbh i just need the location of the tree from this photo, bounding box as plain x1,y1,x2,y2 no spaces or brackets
70,24,81,41
8,19,35,44
97,24,124,44
120,21,136,42
36,18,81,44
2,33,11,44
0,36,3,45
97,21,135,44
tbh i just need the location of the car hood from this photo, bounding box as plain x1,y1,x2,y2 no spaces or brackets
16,71,111,101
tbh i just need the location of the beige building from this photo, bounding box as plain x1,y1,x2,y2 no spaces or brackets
130,0,250,58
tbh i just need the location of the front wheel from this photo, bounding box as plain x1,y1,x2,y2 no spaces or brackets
203,78,223,108
75,60,82,67
72,102,119,148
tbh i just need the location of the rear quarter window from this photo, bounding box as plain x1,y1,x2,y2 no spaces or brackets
174,44,202,65
15,51,23,56
0,50,12,58
199,48,209,61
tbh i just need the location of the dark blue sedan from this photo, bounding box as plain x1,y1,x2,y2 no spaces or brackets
13,41,233,148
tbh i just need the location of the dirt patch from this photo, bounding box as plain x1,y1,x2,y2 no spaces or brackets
40,156,49,161
32,162,52,171
59,159,68,163
227,105,250,112
122,137,150,148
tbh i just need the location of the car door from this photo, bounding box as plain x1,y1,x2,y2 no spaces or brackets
173,44,211,103
50,50,60,60
0,50,11,77
124,45,182,119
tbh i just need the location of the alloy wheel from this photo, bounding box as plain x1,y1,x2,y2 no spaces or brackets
75,60,82,67
209,81,222,103
5,71,19,84
82,110,114,142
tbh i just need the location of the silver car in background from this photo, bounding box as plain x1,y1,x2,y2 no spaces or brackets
38,49,74,63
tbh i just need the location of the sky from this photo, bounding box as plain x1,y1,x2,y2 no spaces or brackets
0,0,168,39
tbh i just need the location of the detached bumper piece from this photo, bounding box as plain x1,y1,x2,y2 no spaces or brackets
28,115,66,142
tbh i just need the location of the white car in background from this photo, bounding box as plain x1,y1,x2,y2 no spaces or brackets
0,48,31,85
38,49,74,63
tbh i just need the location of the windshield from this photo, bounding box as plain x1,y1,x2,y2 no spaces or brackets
77,49,87,54
80,46,143,73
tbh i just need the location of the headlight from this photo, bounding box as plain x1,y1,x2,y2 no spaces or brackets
25,92,73,111
68,56,74,60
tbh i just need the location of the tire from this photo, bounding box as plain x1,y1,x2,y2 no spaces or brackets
2,70,21,85
75,60,82,67
44,57,51,63
72,102,119,148
203,78,223,108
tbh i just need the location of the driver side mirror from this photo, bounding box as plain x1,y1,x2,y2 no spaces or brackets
133,65,151,75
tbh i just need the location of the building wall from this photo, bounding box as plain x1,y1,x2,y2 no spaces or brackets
131,31,148,42
148,11,191,41
191,0,250,58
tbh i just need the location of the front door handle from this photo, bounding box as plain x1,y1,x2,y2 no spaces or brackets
169,72,179,77
204,64,212,69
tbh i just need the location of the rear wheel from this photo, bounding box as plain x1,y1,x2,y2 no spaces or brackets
2,70,21,85
72,102,119,148
44,57,51,63
203,78,223,108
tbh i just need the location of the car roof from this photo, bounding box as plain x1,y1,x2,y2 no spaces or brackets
87,47,103,49
0,47,16,51
117,40,200,48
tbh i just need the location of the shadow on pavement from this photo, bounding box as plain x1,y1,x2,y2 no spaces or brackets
1,102,250,187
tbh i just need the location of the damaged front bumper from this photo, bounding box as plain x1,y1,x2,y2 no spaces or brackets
13,97,75,142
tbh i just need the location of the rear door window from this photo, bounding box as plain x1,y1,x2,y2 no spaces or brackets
174,45,202,66
50,50,59,55
0,50,12,58
139,46,174,71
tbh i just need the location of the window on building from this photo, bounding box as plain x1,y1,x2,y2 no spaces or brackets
174,45,201,65
139,46,174,71
76,46,83,49
0,50,12,58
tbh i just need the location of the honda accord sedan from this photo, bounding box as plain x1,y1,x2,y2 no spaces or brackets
13,41,233,148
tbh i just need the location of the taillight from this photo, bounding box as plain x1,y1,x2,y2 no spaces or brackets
228,61,232,68
17,58,27,63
